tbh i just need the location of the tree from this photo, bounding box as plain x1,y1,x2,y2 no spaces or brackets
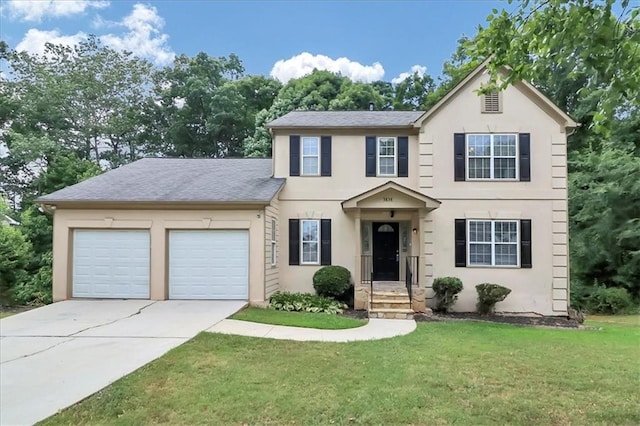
392,71,436,110
469,0,640,135
1,36,156,167
0,205,31,304
149,52,246,157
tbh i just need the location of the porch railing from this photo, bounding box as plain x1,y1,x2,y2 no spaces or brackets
361,254,373,309
405,256,419,303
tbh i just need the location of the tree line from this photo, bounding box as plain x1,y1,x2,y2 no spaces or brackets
1,0,637,313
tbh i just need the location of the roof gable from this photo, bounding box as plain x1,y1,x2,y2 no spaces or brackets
414,58,578,129
342,181,441,210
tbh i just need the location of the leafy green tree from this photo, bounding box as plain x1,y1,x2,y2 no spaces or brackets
392,71,436,111
0,216,32,304
469,0,640,135
1,36,155,167
149,52,246,157
569,146,640,294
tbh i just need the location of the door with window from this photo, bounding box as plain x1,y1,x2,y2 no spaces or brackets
372,222,399,281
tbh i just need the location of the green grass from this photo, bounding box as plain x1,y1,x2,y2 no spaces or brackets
0,312,14,319
587,314,640,326
42,320,640,425
230,306,366,329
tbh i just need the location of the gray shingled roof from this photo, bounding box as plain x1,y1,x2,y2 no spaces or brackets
267,111,425,128
38,158,284,204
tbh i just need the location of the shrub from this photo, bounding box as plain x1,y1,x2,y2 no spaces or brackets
313,266,351,298
12,251,53,306
0,224,32,304
269,291,345,314
570,281,635,314
432,277,464,312
476,283,512,314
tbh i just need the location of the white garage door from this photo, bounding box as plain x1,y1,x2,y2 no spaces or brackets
73,230,150,298
169,230,249,300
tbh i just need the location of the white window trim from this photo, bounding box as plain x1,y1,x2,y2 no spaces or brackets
466,134,519,181
300,219,320,265
301,136,320,176
467,220,520,267
271,219,277,266
377,136,397,177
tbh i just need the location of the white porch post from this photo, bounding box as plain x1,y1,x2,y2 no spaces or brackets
418,208,428,287
353,210,361,285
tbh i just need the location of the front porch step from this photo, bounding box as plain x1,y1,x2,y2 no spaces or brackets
371,291,410,301
369,308,415,320
371,299,412,310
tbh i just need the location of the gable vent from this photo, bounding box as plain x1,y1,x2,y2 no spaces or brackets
483,91,501,113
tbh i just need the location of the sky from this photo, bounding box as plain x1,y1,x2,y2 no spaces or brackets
0,0,515,84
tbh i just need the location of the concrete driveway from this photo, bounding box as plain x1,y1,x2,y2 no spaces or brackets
0,300,245,425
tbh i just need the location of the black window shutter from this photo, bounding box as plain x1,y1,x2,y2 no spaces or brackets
289,136,300,176
520,219,532,268
454,133,466,181
366,136,377,177
321,136,332,176
320,219,332,265
519,133,531,182
397,136,409,177
289,219,300,265
455,219,467,267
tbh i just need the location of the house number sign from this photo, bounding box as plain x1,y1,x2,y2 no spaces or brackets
383,197,393,202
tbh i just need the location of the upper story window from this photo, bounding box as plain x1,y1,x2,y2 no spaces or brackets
289,135,331,177
377,137,397,176
467,134,517,180
301,137,320,175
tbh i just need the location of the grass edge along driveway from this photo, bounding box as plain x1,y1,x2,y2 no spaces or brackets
230,306,366,329
41,317,639,425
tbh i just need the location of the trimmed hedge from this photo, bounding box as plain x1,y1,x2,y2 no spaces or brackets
313,266,351,298
432,277,464,312
476,283,511,314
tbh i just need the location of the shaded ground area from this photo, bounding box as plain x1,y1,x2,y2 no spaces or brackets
419,312,583,328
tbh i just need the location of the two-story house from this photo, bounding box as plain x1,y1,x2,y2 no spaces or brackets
39,60,577,316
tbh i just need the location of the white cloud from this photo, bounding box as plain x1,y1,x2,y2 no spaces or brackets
271,52,385,83
391,64,427,85
16,28,88,55
14,3,174,66
6,0,109,22
101,3,174,66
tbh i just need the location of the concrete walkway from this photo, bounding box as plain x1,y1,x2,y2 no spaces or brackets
1,300,245,426
207,318,416,342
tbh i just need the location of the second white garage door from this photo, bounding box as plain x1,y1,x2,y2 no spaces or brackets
169,230,249,300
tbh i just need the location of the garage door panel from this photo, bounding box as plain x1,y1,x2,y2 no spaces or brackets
169,230,248,300
73,230,150,299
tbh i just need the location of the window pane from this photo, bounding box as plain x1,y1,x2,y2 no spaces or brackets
469,221,491,242
494,135,516,156
494,158,516,179
494,221,517,242
302,138,319,155
379,157,395,175
302,157,319,174
378,138,395,155
468,158,491,179
468,136,491,156
302,221,318,242
302,242,318,263
495,243,518,265
470,243,492,265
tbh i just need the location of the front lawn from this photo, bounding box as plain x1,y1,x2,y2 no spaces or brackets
42,321,639,425
231,306,366,329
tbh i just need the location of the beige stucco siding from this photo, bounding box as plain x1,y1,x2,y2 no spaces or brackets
265,198,280,298
273,130,420,200
416,69,569,314
52,208,266,304
426,200,565,315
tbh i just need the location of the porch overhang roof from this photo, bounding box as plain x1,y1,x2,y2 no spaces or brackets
341,181,441,211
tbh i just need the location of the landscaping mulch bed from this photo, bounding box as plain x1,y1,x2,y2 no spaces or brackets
417,312,584,328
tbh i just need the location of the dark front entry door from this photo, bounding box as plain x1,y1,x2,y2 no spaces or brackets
372,222,399,281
